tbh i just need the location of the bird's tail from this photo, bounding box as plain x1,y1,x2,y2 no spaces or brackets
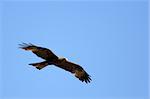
29,61,49,70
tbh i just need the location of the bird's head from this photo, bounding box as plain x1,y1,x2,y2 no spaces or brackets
58,57,67,62
19,43,38,51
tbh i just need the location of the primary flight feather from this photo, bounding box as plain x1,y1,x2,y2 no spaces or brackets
19,43,91,83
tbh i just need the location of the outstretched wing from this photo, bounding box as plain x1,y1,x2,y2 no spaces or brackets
54,60,92,83
19,43,58,61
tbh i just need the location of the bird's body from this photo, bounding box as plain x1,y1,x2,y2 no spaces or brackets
19,43,91,83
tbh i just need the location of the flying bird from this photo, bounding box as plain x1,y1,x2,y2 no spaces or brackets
19,43,91,83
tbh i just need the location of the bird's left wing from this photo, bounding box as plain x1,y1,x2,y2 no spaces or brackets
19,43,58,61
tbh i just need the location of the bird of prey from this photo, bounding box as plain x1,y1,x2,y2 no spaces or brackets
19,43,91,83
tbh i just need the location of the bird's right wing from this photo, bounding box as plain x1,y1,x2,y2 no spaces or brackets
54,60,92,83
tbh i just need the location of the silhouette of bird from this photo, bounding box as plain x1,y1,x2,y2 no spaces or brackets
19,43,91,83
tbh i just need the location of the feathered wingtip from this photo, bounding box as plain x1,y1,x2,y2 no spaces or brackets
18,43,36,50
79,72,92,84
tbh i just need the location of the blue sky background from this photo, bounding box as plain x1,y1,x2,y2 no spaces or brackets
0,1,149,99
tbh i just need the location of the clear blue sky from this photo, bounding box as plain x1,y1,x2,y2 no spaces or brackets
0,0,148,99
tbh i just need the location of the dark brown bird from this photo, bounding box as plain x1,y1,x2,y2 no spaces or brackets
19,43,91,83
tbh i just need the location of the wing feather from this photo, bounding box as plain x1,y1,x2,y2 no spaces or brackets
53,60,92,83
19,43,58,61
